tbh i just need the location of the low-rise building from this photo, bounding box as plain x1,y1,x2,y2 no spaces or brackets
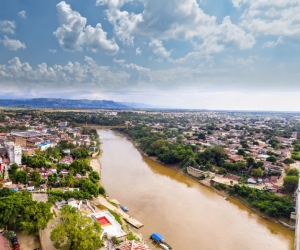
38,142,54,151
90,211,126,241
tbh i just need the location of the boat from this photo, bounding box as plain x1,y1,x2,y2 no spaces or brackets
120,205,129,212
150,233,172,250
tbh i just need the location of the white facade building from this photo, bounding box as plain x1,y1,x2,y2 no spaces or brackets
5,142,22,165
90,211,126,240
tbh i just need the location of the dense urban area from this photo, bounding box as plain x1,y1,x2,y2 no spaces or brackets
1,108,300,249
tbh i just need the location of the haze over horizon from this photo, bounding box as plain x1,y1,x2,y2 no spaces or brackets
0,0,299,111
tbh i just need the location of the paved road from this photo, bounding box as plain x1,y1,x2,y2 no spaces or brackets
40,207,61,250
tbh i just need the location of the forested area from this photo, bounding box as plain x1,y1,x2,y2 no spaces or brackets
119,126,269,180
118,125,228,168
227,184,294,218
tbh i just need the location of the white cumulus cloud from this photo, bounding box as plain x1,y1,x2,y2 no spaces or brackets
149,40,171,59
233,0,300,42
135,47,141,55
1,36,26,51
263,36,283,48
54,1,118,54
53,1,86,51
0,20,16,34
18,10,27,19
84,24,119,54
97,0,255,54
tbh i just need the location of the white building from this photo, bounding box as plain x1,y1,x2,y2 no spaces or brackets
37,142,54,151
5,142,21,165
90,211,126,241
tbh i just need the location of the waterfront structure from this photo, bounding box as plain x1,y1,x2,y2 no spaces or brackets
90,211,126,241
187,166,213,178
187,166,204,178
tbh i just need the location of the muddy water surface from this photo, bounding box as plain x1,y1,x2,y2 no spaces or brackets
99,129,294,250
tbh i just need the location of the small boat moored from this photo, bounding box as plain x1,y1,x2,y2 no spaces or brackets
150,233,172,250
120,205,129,212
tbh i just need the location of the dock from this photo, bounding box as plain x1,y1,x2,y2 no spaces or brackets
92,196,144,229
124,217,143,229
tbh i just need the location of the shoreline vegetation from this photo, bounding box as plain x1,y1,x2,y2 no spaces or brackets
113,129,296,231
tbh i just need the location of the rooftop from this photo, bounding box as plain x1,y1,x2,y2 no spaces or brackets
90,211,126,239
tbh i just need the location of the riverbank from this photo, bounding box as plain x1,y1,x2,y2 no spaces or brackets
90,133,150,249
117,129,295,231
90,156,102,185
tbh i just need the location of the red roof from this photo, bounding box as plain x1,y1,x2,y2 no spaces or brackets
117,240,149,250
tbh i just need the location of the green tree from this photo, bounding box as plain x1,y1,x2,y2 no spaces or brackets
65,174,75,187
8,163,19,181
266,156,277,163
98,186,106,196
283,158,295,165
26,155,47,168
89,171,100,183
48,173,58,185
80,179,99,197
251,167,264,177
0,191,35,229
256,161,264,169
237,148,245,156
198,133,206,140
246,157,256,167
71,148,89,159
50,206,103,250
15,170,28,184
31,170,42,187
20,202,53,235
283,176,298,193
286,168,299,177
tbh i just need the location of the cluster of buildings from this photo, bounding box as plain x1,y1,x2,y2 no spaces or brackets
53,197,148,250
0,116,92,169
131,111,300,190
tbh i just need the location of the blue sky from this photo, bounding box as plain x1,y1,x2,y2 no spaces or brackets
0,0,300,111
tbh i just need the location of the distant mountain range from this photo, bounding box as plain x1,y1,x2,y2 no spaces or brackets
0,98,160,109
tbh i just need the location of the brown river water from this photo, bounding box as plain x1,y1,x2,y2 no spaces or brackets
98,129,294,250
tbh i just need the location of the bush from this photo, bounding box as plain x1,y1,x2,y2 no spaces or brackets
111,236,119,245
127,232,140,242
108,209,122,225
215,183,226,191
3,230,14,241
99,186,106,196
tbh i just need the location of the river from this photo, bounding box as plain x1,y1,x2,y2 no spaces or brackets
98,129,294,250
